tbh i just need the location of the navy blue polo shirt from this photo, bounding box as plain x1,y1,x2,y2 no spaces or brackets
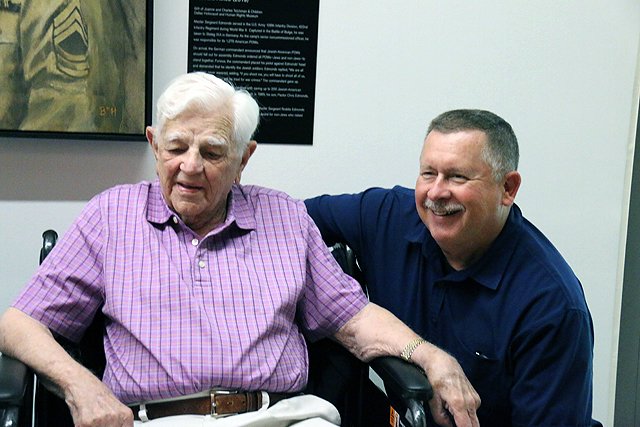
306,186,598,427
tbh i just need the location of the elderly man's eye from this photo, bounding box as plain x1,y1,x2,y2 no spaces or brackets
205,151,223,160
168,148,183,153
164,144,186,154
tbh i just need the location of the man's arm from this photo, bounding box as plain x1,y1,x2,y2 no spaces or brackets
509,308,596,425
305,193,366,250
0,308,133,427
334,302,480,427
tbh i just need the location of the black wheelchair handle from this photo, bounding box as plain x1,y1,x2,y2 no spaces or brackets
39,230,59,264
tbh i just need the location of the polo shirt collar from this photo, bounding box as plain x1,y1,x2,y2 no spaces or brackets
407,204,524,291
227,185,256,231
146,180,174,225
145,180,256,232
466,205,523,290
404,215,429,244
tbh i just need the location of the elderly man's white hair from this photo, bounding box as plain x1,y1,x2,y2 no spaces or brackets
155,72,260,154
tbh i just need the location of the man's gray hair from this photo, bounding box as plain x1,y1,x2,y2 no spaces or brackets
427,109,519,181
155,72,259,154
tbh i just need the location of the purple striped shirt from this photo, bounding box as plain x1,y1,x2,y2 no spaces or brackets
14,181,367,403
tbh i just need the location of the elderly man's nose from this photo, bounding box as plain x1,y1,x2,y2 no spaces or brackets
180,152,204,173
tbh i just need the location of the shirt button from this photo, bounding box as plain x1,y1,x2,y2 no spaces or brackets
191,238,199,246
198,260,206,268
172,216,178,224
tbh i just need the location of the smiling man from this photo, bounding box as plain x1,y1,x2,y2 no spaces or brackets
305,109,601,426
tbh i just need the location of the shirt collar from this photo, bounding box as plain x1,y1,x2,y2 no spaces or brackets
407,204,523,291
146,180,174,225
227,185,256,231
145,180,257,232
465,205,522,290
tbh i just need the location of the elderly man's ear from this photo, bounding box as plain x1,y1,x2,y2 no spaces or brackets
236,140,257,183
146,126,158,159
245,140,257,158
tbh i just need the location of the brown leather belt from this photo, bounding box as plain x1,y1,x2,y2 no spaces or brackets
130,390,295,420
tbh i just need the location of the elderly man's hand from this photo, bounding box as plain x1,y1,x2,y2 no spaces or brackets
414,344,481,427
0,309,133,426
333,303,480,426
64,372,133,427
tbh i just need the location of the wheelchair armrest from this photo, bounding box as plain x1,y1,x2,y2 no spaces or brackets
370,356,433,402
370,356,432,427
0,353,29,406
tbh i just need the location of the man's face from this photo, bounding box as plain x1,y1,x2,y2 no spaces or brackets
147,108,252,235
415,130,516,268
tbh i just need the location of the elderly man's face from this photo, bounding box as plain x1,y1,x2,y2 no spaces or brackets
415,130,519,269
147,108,255,236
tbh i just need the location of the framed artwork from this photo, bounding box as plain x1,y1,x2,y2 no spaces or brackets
0,0,153,141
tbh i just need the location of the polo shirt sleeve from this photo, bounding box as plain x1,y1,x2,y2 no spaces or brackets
510,307,595,426
304,192,366,250
12,194,105,343
305,187,396,257
296,207,368,342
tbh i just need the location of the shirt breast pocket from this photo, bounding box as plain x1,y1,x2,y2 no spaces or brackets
0,10,19,73
0,10,25,126
448,328,512,415
456,347,512,413
0,10,18,45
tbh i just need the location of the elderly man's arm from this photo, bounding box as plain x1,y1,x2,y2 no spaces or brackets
0,308,133,427
334,302,480,427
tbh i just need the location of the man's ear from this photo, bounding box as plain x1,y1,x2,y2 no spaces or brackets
240,140,257,169
501,171,521,206
146,126,158,159
236,140,258,183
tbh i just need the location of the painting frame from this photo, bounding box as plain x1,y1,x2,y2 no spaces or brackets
0,0,153,141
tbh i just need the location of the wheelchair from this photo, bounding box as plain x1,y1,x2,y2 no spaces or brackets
0,230,432,426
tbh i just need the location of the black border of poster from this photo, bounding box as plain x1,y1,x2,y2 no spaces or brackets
188,0,319,145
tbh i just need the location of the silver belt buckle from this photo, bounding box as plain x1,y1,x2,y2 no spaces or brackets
210,389,238,417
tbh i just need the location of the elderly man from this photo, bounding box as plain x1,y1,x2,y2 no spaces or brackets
306,109,601,426
0,74,480,427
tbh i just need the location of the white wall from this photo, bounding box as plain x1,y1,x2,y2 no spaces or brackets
1,1,638,424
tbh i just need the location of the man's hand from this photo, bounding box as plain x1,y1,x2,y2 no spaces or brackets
415,344,480,427
0,308,133,426
334,303,480,426
64,371,133,427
